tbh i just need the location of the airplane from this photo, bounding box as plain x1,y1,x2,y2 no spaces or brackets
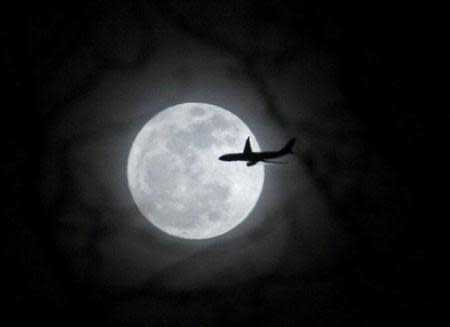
219,137,296,166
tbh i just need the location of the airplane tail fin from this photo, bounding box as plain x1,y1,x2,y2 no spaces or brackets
280,138,296,154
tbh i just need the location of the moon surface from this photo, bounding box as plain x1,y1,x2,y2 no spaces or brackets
127,103,264,239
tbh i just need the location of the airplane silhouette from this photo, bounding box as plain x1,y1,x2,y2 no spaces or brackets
219,137,296,166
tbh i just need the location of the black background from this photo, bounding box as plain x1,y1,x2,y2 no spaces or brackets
4,1,436,326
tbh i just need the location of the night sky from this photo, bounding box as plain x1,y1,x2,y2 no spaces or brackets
4,1,433,326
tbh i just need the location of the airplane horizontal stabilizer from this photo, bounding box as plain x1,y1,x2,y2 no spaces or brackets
262,160,288,164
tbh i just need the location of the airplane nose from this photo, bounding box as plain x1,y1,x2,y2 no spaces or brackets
218,155,225,161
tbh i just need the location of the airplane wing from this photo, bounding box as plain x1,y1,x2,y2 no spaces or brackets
262,159,288,164
243,137,252,154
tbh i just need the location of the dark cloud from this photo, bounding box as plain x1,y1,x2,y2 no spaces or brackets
4,1,431,326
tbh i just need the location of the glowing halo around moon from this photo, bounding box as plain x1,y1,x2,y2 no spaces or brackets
127,103,264,239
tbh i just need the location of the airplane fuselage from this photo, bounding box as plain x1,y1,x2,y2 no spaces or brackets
219,137,295,166
219,151,285,162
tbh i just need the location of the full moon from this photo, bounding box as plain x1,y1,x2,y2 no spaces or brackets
127,103,264,239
